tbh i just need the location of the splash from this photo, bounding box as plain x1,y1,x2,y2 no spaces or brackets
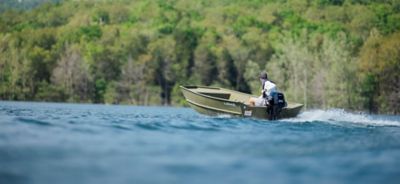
285,109,400,127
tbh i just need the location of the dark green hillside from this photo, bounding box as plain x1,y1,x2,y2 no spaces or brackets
0,0,399,114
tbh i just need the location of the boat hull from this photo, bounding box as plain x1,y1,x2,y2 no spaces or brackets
181,86,303,120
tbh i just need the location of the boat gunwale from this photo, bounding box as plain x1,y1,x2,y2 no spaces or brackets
180,85,249,106
182,85,257,97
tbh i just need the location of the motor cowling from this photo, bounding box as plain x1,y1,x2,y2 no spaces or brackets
267,92,286,120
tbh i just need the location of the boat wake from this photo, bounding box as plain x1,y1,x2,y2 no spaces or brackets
285,109,400,127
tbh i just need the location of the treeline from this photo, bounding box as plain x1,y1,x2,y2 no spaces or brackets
0,0,399,114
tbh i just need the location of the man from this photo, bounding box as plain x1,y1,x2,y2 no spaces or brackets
248,71,277,106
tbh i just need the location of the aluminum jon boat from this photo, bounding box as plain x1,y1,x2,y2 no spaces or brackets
180,85,303,120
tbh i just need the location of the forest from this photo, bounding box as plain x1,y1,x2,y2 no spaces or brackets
0,0,399,114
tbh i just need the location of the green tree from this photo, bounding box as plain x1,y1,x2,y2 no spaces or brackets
148,36,177,105
52,44,93,102
359,31,400,114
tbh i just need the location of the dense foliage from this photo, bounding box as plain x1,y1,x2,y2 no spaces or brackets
0,0,399,114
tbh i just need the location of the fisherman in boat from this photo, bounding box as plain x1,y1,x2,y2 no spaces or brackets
248,71,277,106
249,71,287,119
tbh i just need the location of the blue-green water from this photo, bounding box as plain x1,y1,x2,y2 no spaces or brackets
1,101,400,184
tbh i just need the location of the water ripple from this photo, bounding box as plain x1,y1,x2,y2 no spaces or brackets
14,117,53,127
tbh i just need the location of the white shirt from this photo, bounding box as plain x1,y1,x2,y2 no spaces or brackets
259,80,277,98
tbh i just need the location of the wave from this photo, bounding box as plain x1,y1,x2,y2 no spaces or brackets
14,117,53,126
284,109,400,127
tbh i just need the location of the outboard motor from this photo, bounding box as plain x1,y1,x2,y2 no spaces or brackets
267,92,287,120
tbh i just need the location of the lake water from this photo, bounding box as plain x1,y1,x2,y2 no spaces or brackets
1,101,400,184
